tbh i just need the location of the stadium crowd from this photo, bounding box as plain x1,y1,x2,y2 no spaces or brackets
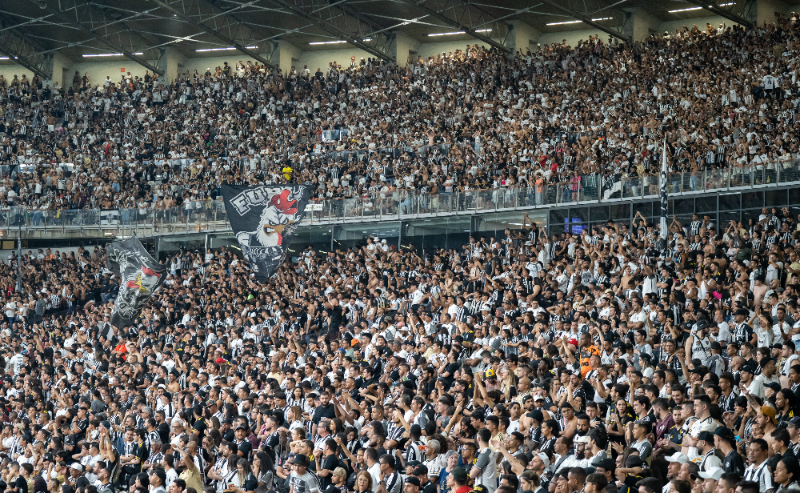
0,12,800,493
0,17,800,211
0,185,797,493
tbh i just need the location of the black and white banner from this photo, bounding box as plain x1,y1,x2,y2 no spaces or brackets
221,185,312,282
106,237,166,328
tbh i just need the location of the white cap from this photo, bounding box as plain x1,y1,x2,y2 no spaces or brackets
699,468,723,481
575,435,591,444
665,452,690,464
536,452,550,468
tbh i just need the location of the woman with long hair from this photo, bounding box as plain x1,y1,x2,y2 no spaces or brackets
775,456,800,493
351,470,373,493
252,452,274,489
229,458,257,493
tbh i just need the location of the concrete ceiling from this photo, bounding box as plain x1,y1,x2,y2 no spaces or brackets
0,0,780,65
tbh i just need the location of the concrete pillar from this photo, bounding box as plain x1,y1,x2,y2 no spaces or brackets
49,52,70,89
507,20,541,55
272,40,302,77
623,8,661,42
394,32,419,66
757,0,791,26
157,47,182,85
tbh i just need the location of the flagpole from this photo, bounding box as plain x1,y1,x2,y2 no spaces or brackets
660,138,668,255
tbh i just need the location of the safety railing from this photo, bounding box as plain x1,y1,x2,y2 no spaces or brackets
0,159,798,234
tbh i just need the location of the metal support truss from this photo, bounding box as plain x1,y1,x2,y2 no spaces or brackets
149,0,277,67
29,0,164,75
0,19,53,79
265,0,396,62
398,0,511,53
682,0,753,27
537,0,629,42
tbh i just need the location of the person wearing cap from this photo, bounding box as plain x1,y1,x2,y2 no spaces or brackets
149,467,167,493
404,476,421,493
698,467,723,493
289,454,321,493
665,452,690,485
732,308,756,346
713,427,744,476
695,431,722,472
412,465,436,493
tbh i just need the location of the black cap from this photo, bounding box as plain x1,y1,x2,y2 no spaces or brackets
714,427,734,441
290,455,309,467
405,477,421,488
595,458,615,471
740,363,756,374
412,465,428,476
789,417,800,427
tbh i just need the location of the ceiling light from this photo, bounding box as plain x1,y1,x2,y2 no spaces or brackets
546,17,611,26
428,29,491,36
195,46,257,52
668,2,733,13
308,38,372,45
0,57,8,60
82,52,144,57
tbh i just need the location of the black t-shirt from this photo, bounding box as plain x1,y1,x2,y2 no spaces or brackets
242,473,258,492
14,475,26,493
237,439,252,460
313,404,336,424
193,417,207,438
421,481,437,493
723,450,745,476
319,454,339,489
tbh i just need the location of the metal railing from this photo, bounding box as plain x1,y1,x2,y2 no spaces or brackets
0,160,797,235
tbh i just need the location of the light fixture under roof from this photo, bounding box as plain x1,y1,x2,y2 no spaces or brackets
308,39,372,45
668,2,734,13
427,29,491,36
82,53,144,57
195,46,257,52
546,17,611,26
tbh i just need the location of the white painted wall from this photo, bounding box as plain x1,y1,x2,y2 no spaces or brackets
0,64,35,85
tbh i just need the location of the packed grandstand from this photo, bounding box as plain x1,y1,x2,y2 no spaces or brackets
0,15,798,493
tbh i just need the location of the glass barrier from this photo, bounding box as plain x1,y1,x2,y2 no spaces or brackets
4,158,800,233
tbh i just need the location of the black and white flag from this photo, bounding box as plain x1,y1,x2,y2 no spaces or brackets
221,184,312,282
106,237,166,328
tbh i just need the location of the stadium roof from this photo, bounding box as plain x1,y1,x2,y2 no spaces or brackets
0,0,786,76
